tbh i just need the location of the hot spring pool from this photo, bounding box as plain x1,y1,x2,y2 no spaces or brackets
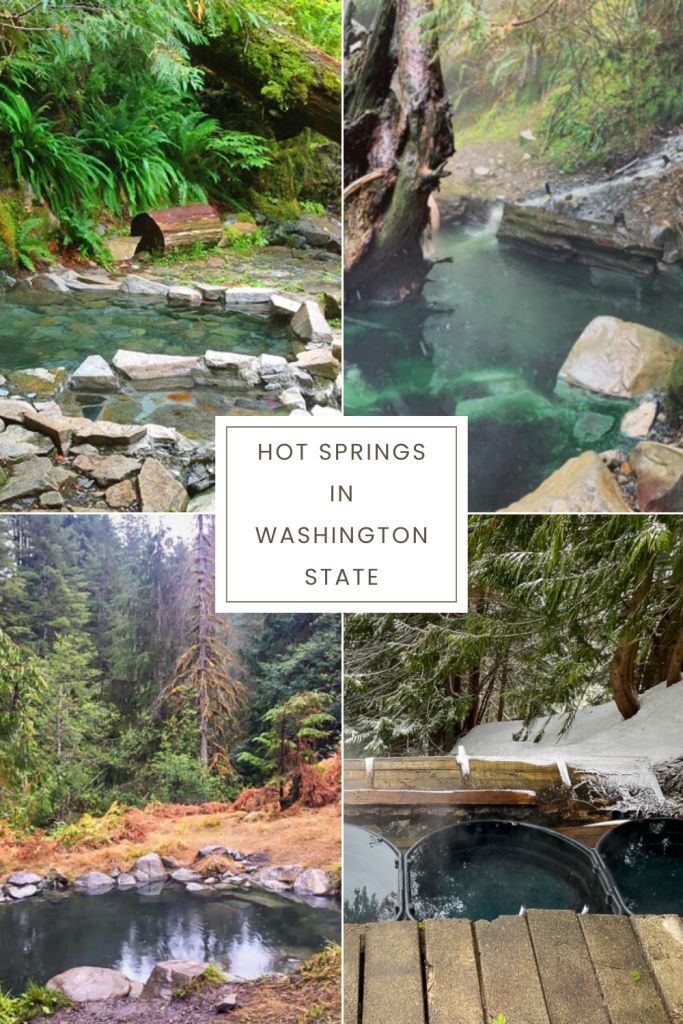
404,821,617,921
0,885,340,993
345,223,683,510
598,818,683,915
343,824,401,924
0,292,294,371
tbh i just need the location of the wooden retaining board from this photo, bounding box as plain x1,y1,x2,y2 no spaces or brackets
345,788,537,806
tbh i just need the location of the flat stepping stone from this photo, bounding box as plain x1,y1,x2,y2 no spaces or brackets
527,910,609,1024
363,921,424,1024
580,915,670,1024
475,915,550,1024
424,919,482,1024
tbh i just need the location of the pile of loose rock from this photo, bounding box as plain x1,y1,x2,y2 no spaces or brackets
0,276,342,511
502,316,683,512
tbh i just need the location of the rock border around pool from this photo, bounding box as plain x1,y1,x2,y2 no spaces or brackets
0,278,342,512
0,849,339,905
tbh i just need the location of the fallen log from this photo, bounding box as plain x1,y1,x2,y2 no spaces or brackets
497,202,662,276
131,205,222,255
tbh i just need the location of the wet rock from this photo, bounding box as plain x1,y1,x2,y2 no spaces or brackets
194,283,225,302
7,870,42,887
573,411,614,444
559,317,681,398
39,490,64,509
0,398,35,424
294,348,339,380
106,479,137,509
630,442,683,512
119,275,168,296
74,871,115,893
171,869,203,883
500,451,631,513
131,853,168,885
203,351,260,385
291,300,333,344
186,881,210,893
7,883,38,899
137,458,189,512
270,294,300,319
31,272,70,293
621,398,658,439
70,355,119,393
292,868,334,896
117,873,136,889
113,349,200,386
255,865,303,889
141,960,209,1001
271,216,341,253
47,966,133,1002
168,285,202,304
223,287,272,305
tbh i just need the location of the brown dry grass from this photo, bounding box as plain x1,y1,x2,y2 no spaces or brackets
0,803,340,880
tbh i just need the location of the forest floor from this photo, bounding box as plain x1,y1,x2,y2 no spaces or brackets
47,947,341,1024
0,803,341,878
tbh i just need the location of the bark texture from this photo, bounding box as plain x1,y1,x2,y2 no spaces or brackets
344,0,454,303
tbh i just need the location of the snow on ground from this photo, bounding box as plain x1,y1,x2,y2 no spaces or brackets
462,681,683,764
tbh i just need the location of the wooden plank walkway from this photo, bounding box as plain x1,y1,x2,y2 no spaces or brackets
345,913,683,1024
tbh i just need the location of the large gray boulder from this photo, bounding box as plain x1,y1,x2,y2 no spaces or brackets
31,272,70,293
7,883,38,899
292,868,335,896
47,966,133,1002
7,870,42,887
73,871,115,893
559,317,681,398
291,300,333,345
141,960,209,1001
255,865,303,890
119,275,168,297
131,852,168,885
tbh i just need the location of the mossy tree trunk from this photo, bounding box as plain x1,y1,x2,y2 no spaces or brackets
194,27,341,142
344,0,454,303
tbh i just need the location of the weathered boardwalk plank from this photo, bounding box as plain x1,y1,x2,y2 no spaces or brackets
344,924,364,1024
631,915,683,1024
581,915,670,1024
362,920,425,1024
476,915,550,1024
423,920,483,1024
527,909,610,1024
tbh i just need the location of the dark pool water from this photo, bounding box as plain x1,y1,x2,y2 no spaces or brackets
405,822,612,921
345,221,683,510
0,292,293,372
599,819,683,915
343,824,401,924
0,886,339,993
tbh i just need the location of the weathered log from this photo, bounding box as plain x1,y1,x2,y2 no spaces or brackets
193,29,340,143
344,0,454,303
131,205,222,255
497,203,663,276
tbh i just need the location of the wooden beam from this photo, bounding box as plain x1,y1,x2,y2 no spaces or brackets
345,788,537,806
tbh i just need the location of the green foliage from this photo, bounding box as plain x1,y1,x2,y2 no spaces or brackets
0,984,71,1023
222,225,269,251
146,749,229,804
0,197,52,271
238,690,335,781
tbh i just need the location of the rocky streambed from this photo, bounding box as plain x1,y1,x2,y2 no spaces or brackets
0,272,341,512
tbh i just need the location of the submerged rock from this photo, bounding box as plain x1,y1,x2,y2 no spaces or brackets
47,966,133,1002
500,451,630,513
559,317,681,398
630,442,683,512
573,411,614,444
141,960,209,1001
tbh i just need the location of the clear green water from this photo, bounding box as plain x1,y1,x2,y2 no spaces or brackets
0,292,293,372
343,824,400,924
345,224,683,510
0,886,339,993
